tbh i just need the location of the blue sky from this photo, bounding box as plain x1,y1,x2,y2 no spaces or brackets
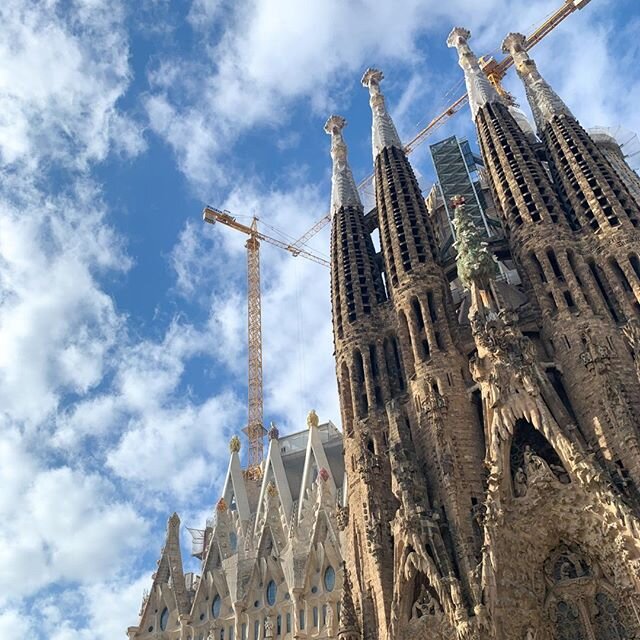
1,0,639,637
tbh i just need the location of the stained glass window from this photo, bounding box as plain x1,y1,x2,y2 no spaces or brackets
160,607,169,631
593,592,628,640
324,565,336,592
554,600,586,640
212,594,222,618
266,580,277,606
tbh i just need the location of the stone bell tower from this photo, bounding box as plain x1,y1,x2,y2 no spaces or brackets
325,114,396,638
500,32,640,500
361,67,486,618
325,67,492,639
446,25,640,640
449,27,640,499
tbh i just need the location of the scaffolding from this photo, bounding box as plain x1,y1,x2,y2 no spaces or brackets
429,135,494,245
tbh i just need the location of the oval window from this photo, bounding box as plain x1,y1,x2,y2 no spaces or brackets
212,594,222,618
324,566,335,592
160,607,169,631
266,579,277,606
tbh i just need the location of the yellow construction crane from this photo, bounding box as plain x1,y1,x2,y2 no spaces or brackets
290,0,593,251
203,206,329,472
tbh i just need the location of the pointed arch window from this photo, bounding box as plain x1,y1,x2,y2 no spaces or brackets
212,594,222,618
266,580,277,606
160,607,169,631
544,544,633,639
324,565,336,592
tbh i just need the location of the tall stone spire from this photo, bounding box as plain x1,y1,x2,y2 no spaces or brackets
324,115,362,216
325,114,385,341
447,27,502,120
502,32,572,131
361,68,403,158
361,66,437,287
325,109,396,636
361,65,487,630
337,563,360,640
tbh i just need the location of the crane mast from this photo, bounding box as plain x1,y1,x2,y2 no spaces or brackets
244,218,266,470
203,206,328,472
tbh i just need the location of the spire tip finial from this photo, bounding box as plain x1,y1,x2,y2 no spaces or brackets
502,31,572,129
361,67,402,157
325,119,361,212
324,114,347,136
361,67,384,89
502,32,527,55
447,26,502,119
447,26,471,49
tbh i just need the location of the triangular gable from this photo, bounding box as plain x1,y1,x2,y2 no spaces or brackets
254,437,294,533
221,449,251,525
304,510,342,584
297,425,337,521
137,513,189,636
190,532,231,620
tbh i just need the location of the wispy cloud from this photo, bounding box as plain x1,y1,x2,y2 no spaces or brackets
1,0,638,637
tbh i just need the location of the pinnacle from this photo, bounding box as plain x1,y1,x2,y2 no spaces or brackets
361,67,383,88
502,31,527,54
446,26,471,49
324,114,347,136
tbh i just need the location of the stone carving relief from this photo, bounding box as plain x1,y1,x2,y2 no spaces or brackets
411,585,443,621
623,319,640,383
542,544,634,640
514,467,528,497
336,505,349,532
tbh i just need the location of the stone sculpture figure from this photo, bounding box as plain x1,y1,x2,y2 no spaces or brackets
412,586,442,619
514,467,528,497
326,604,335,632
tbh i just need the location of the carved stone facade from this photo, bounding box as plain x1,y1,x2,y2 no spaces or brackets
127,420,345,640
129,23,640,640
329,26,640,640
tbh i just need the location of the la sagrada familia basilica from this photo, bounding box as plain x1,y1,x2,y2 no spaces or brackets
127,21,640,640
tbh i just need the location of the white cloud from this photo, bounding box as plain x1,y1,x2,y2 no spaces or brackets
6,574,153,640
0,0,144,171
187,0,222,29
51,315,243,497
171,219,234,299
0,178,127,427
0,429,148,604
0,607,36,637
107,391,242,497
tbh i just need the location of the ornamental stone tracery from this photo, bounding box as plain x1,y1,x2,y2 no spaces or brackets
129,21,640,640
